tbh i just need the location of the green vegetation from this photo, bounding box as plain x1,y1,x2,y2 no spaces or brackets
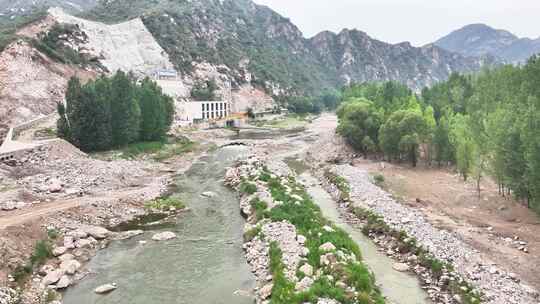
0,9,47,51
145,197,185,211
119,136,197,160
323,169,350,201
250,198,268,221
239,181,257,195
243,168,385,303
337,82,431,167
190,79,218,101
243,225,262,242
324,170,481,303
353,207,482,304
30,23,90,65
338,56,540,214
58,72,174,152
372,174,385,187
12,235,54,283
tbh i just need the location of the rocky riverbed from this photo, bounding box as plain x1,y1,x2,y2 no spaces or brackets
225,155,387,304
330,164,540,304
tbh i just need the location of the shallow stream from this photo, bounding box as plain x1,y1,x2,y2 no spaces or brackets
63,146,255,304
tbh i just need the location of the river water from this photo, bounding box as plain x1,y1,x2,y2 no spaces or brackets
63,126,429,304
62,146,255,304
297,171,430,304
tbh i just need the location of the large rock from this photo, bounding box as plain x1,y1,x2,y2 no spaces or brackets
66,229,88,240
60,260,81,275
56,275,71,289
201,191,217,198
48,179,63,193
42,270,63,286
75,237,96,249
392,263,410,272
58,253,75,262
319,242,336,252
299,264,314,277
83,226,110,240
259,283,273,300
94,283,118,294
152,231,177,241
52,246,67,257
295,276,314,291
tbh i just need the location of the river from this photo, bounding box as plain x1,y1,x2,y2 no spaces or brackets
63,123,429,304
62,146,255,304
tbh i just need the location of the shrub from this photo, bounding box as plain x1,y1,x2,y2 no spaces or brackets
47,228,60,240
243,226,261,242
239,182,257,195
30,240,53,266
250,198,268,221
145,197,185,211
373,174,385,186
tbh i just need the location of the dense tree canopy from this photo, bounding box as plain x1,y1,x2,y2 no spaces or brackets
337,55,540,214
58,71,174,152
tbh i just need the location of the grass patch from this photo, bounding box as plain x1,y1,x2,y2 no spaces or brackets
12,237,53,283
47,228,60,240
120,137,198,160
372,174,385,187
153,138,198,161
245,168,384,303
239,181,257,195
145,197,185,211
243,226,262,242
250,198,268,221
122,141,166,158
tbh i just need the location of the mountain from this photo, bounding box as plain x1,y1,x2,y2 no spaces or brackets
434,23,540,63
83,0,493,92
309,29,491,89
0,0,494,97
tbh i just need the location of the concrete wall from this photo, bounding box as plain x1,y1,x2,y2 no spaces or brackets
175,100,230,126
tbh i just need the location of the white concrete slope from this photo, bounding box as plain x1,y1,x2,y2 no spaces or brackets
49,7,174,76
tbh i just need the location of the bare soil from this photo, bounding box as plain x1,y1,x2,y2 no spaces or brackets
356,159,540,289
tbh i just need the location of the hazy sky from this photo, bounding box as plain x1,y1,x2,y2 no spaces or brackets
253,0,540,46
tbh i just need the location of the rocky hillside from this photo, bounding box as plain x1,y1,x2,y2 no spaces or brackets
0,0,499,126
82,0,492,92
309,29,491,89
435,24,540,63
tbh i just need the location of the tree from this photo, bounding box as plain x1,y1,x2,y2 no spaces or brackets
336,100,382,155
432,113,454,166
191,78,218,101
111,71,141,146
449,114,475,181
138,78,171,141
56,102,70,140
379,110,429,166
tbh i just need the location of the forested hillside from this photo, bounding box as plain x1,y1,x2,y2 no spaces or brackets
337,56,540,214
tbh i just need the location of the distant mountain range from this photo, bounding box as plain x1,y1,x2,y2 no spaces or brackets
0,0,528,95
434,23,540,63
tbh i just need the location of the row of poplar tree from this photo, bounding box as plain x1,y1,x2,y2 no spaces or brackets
337,55,540,213
57,71,174,152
